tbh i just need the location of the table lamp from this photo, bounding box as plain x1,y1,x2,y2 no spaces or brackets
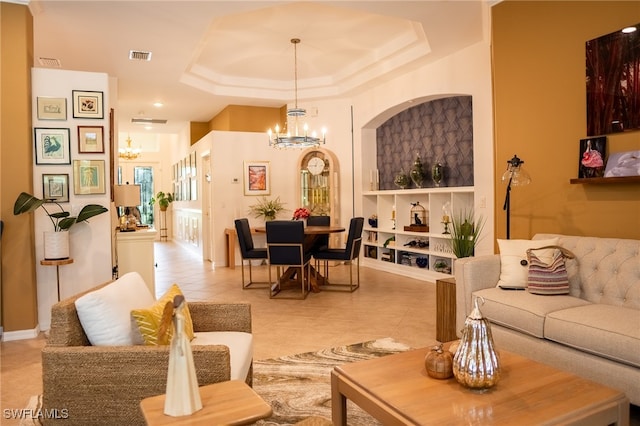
501,155,531,239
114,183,141,232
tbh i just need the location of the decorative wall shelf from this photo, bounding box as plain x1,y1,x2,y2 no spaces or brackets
570,176,640,185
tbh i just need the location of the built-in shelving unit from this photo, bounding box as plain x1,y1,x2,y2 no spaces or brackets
362,187,474,282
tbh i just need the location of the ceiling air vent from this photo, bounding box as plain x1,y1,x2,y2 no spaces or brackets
39,57,61,67
131,118,167,124
129,50,152,61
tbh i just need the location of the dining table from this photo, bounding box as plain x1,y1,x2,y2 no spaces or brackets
256,224,345,292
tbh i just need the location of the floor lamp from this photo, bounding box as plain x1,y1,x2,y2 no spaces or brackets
501,155,531,239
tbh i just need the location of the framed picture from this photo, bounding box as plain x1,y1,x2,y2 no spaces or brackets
586,23,640,136
72,90,104,119
244,161,270,195
42,174,69,203
34,127,71,165
604,150,640,177
73,160,105,194
578,136,607,178
191,177,197,201
37,97,67,120
77,126,104,153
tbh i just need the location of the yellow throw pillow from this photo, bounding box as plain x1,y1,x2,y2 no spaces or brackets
130,284,195,345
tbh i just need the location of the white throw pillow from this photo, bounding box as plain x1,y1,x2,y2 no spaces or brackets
75,272,155,346
496,238,558,289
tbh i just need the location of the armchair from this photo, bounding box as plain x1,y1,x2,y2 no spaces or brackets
42,281,252,425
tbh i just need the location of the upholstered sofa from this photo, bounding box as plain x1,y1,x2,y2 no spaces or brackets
42,272,253,425
455,234,640,405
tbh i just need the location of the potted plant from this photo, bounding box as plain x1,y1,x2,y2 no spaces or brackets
13,192,108,260
248,196,285,221
150,191,174,211
449,209,485,258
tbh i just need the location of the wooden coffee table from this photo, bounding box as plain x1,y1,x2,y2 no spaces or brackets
331,347,629,425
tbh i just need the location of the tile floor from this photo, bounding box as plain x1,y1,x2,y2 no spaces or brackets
2,241,638,425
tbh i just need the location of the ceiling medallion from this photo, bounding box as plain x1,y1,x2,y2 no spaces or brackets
118,136,141,160
268,38,326,149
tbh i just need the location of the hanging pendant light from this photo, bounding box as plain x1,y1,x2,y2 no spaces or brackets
268,38,326,149
119,135,141,160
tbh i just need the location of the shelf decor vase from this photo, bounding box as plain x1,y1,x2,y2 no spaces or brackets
394,170,409,189
410,155,425,188
453,296,501,390
432,162,444,187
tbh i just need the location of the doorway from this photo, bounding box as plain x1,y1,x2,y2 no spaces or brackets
118,163,156,227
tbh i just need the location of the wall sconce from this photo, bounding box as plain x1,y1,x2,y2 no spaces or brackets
501,155,531,239
114,183,141,232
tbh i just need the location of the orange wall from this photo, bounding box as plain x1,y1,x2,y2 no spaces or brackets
0,3,38,332
208,104,284,133
492,1,640,241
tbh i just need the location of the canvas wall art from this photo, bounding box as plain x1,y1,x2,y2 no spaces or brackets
578,136,607,178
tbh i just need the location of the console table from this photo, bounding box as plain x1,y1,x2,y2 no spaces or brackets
116,228,157,295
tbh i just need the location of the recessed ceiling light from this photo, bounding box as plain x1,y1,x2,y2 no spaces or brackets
153,102,163,107
131,118,167,124
622,26,637,34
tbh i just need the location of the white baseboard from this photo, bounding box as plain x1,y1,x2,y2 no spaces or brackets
1,325,40,341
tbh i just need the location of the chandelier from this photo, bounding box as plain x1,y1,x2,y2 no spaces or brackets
268,38,326,149
119,136,141,160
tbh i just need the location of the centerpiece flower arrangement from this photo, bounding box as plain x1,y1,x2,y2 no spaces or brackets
248,196,285,221
292,207,311,220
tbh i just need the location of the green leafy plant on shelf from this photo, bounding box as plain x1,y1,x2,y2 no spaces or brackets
449,209,485,258
150,191,174,211
248,196,286,221
13,192,108,232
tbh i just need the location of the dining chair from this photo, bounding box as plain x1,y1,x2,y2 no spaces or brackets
313,217,364,292
234,218,269,290
266,220,311,299
307,215,330,270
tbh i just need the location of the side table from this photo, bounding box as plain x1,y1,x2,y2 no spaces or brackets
40,258,74,301
436,277,458,342
139,380,272,425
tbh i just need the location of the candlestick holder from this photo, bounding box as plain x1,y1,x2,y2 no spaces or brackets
442,221,451,234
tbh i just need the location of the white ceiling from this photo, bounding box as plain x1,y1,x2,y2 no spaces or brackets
29,1,488,135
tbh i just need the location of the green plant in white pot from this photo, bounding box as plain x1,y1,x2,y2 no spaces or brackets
150,191,174,211
449,209,485,258
13,192,108,260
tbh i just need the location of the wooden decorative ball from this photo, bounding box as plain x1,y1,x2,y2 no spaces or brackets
424,344,453,379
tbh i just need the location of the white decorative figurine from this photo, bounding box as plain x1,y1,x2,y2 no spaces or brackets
164,295,202,416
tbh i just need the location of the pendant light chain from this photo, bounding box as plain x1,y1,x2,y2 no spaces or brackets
292,38,299,110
